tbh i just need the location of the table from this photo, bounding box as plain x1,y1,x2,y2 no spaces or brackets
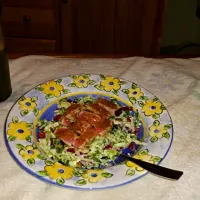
0,55,200,200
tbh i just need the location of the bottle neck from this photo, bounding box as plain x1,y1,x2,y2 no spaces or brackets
0,22,4,51
0,1,5,51
0,3,2,17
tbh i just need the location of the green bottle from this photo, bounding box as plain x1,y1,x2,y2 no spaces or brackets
0,2,12,102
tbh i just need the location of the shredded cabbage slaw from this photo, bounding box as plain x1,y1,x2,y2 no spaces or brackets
36,96,144,168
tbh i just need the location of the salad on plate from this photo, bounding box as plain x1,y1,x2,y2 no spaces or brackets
36,95,144,169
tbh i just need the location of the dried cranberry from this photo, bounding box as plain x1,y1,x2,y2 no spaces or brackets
53,115,61,122
135,127,139,134
67,148,75,153
125,107,132,111
105,144,112,149
115,107,131,116
115,109,122,116
128,142,136,150
127,117,131,122
38,131,46,139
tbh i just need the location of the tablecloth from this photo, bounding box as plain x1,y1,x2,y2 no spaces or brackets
0,55,200,200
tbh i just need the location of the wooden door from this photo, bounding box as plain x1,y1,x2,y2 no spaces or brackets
56,0,166,56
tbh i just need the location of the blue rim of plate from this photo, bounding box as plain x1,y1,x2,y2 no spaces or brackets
4,74,173,190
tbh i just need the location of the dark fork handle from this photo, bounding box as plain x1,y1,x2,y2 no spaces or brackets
120,154,183,180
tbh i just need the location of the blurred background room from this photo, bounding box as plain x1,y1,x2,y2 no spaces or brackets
1,0,200,57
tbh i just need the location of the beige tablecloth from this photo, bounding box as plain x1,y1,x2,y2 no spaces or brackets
0,55,200,200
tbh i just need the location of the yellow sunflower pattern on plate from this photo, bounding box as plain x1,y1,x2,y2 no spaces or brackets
82,169,106,183
68,74,96,88
37,163,113,186
7,117,32,142
126,149,161,175
127,88,144,100
18,96,39,116
95,75,127,95
148,120,172,142
17,144,40,167
35,79,69,99
40,162,74,185
138,97,166,119
74,169,113,186
19,145,40,160
122,83,147,104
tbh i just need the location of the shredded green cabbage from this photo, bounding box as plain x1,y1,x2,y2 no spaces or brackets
37,96,144,169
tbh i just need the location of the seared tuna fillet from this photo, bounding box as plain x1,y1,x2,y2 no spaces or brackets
55,97,116,148
64,103,82,119
55,127,77,145
86,103,110,117
97,98,117,115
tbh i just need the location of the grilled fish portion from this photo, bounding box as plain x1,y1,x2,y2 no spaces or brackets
54,97,118,148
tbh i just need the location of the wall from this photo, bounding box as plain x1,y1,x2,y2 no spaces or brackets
161,0,200,47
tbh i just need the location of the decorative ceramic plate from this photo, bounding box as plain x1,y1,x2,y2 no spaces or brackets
4,74,173,190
